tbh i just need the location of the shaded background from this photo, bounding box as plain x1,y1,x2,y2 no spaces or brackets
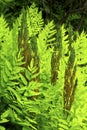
0,0,87,31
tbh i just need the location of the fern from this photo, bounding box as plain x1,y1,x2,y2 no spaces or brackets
37,21,56,82
27,3,44,37
0,11,39,130
0,3,87,130
0,5,55,129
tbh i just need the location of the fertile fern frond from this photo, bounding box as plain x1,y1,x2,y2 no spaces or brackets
53,25,69,86
16,5,42,81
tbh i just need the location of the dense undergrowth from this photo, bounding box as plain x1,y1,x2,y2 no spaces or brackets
0,3,87,130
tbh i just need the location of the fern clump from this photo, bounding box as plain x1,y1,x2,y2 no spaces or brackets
0,3,87,130
0,4,57,130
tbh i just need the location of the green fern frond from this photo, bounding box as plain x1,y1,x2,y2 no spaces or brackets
37,21,56,82
0,125,6,130
27,3,44,37
73,31,87,65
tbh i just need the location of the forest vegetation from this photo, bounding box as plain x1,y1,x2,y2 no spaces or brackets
0,0,87,130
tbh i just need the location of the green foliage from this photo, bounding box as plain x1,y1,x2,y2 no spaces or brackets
37,20,56,82
0,3,87,130
0,4,57,130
